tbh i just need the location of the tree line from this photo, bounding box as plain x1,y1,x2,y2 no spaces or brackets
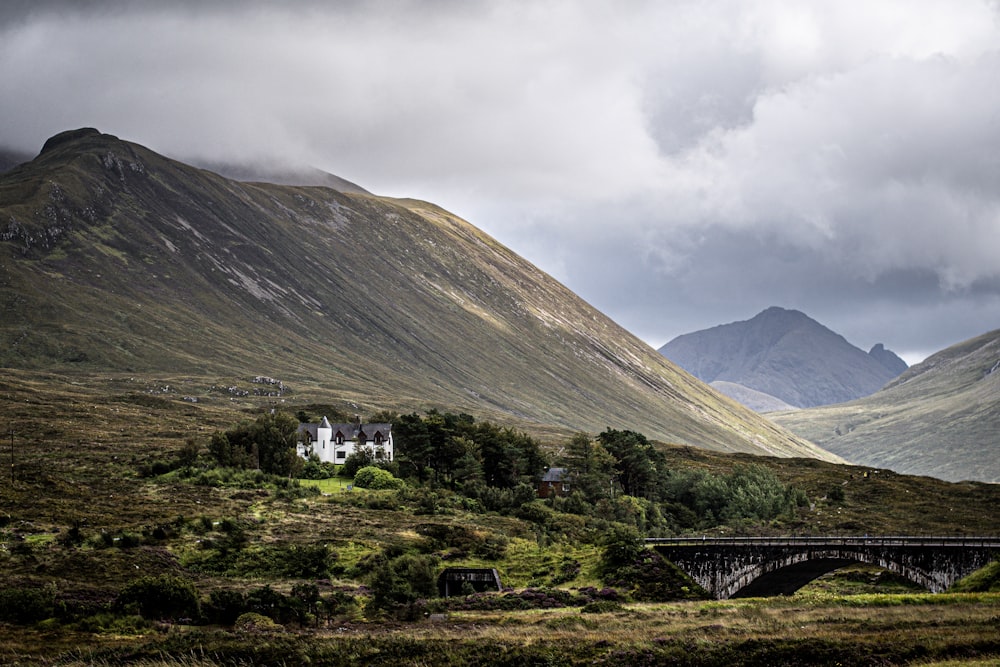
205,411,805,534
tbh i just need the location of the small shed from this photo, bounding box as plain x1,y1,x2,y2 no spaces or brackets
437,568,503,597
537,467,569,498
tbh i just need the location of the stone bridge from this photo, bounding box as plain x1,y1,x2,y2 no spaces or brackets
647,536,1000,599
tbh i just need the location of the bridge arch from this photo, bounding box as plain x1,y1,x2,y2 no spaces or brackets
649,537,1000,599
721,548,929,599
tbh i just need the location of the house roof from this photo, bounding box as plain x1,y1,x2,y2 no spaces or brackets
297,419,392,441
297,422,319,439
541,467,567,482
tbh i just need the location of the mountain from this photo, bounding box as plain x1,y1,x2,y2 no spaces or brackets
771,329,1000,483
869,343,908,376
0,128,836,460
658,307,907,410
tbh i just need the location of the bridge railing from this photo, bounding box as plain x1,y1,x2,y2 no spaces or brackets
644,536,1000,548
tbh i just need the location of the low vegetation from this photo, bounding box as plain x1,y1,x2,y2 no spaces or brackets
1,372,998,664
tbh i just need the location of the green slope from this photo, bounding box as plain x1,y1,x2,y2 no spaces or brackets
771,329,1000,482
0,128,836,460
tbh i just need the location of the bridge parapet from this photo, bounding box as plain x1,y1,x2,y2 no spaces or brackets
647,536,1000,599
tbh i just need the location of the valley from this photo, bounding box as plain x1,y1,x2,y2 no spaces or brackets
2,130,999,665
773,329,1000,483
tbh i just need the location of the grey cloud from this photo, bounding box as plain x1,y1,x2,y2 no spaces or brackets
2,1,999,363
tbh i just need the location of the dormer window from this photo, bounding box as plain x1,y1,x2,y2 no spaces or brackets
335,432,344,445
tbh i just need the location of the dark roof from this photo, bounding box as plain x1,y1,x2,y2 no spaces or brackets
297,422,319,439
297,419,392,441
541,467,567,482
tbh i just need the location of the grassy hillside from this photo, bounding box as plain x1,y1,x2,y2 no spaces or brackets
771,329,1000,483
0,128,834,460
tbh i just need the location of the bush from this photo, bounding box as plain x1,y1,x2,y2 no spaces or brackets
115,574,200,622
234,611,284,634
367,553,439,617
354,466,404,490
300,458,337,480
581,600,624,613
341,451,374,479
206,589,248,625
599,523,643,576
0,586,56,624
604,549,708,602
278,543,334,579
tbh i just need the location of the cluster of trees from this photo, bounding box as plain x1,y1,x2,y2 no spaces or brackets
203,412,804,534
560,429,807,531
390,410,547,491
208,412,301,477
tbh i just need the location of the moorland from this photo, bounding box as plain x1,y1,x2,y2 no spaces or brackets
2,369,999,666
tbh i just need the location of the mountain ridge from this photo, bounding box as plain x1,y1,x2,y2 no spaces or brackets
658,307,907,409
771,328,1000,483
0,128,837,461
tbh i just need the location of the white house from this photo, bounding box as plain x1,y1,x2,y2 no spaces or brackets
296,417,394,464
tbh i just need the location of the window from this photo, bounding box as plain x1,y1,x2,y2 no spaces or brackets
336,451,346,460
336,433,344,445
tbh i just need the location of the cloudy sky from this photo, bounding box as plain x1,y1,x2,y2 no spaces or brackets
3,1,999,364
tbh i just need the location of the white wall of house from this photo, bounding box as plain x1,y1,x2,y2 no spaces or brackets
296,419,394,465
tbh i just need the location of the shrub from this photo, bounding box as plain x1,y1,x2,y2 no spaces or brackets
234,611,284,634
206,589,248,625
354,466,404,490
300,458,337,480
278,543,334,579
59,521,85,548
599,523,643,576
604,549,708,602
430,587,581,612
115,574,200,622
366,553,439,617
0,586,56,624
246,586,297,625
582,600,624,613
340,451,374,479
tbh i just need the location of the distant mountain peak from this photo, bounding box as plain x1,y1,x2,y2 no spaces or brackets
659,307,907,409
869,343,908,376
759,305,803,318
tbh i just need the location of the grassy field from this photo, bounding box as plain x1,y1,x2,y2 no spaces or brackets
2,593,999,665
